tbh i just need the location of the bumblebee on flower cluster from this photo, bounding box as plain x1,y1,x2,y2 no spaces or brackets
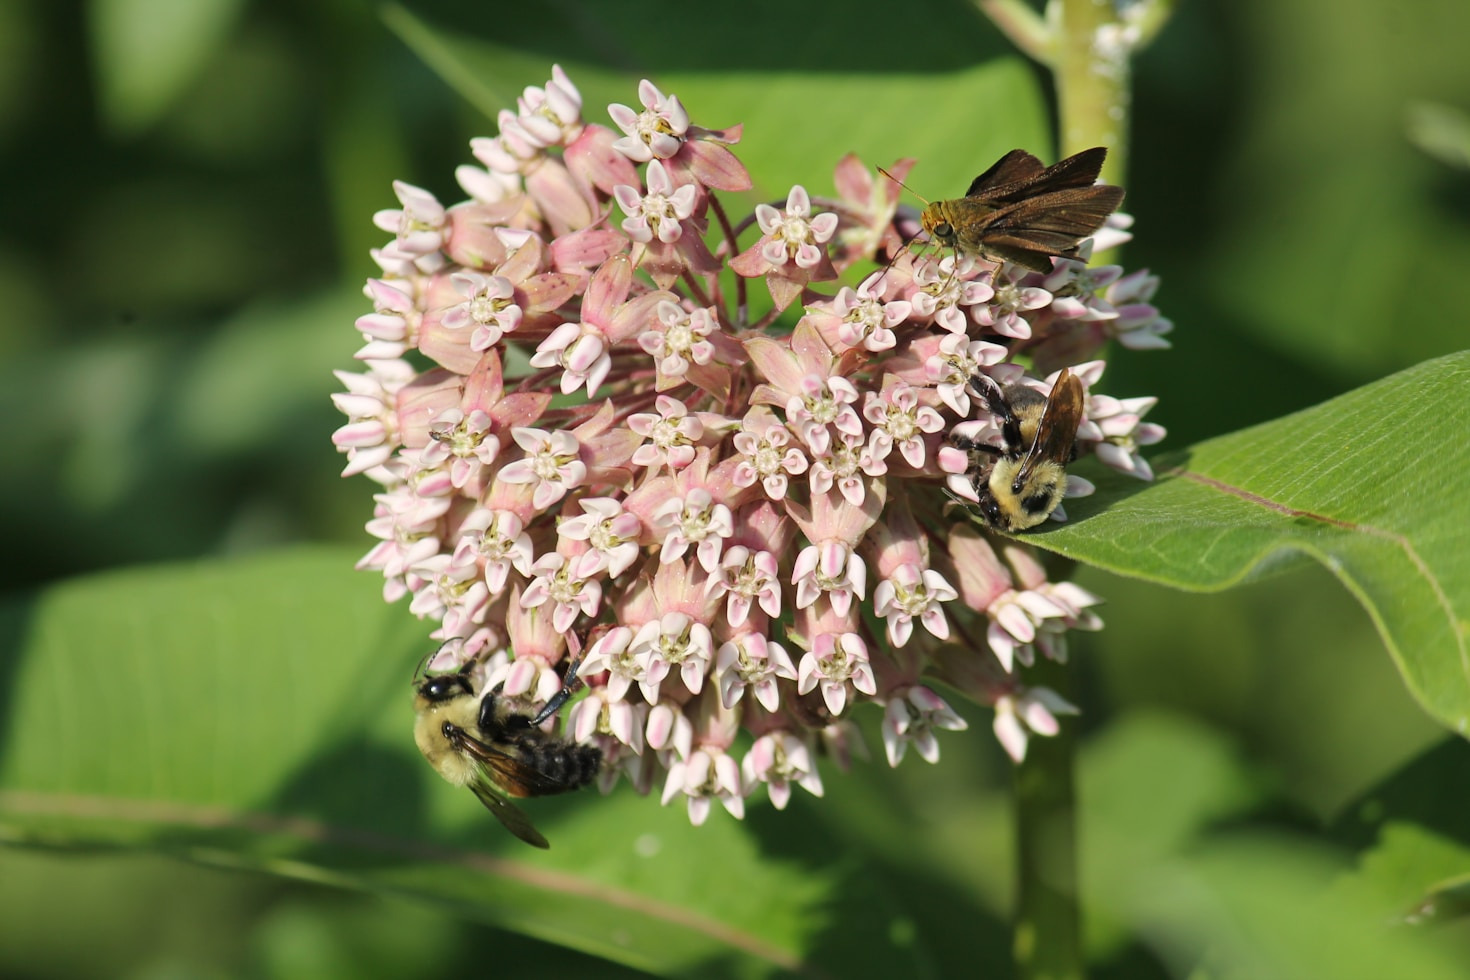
951,368,1085,533
413,650,600,848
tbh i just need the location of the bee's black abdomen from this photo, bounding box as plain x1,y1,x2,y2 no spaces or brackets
508,730,602,794
559,741,603,791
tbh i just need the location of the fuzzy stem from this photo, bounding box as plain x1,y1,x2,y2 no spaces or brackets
975,0,1053,62
1054,0,1130,178
1013,654,1082,980
1007,3,1153,976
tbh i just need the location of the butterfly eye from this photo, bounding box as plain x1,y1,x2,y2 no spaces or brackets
933,221,953,239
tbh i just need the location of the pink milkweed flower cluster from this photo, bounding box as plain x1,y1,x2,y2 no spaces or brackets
332,66,1168,825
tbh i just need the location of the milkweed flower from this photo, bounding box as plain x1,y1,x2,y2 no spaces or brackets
333,65,1170,820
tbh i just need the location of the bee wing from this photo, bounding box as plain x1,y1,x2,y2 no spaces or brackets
466,774,551,849
443,728,556,847
965,149,1046,197
1016,370,1085,484
455,728,582,797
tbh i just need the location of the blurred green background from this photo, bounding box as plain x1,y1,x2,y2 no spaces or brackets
3,0,1470,976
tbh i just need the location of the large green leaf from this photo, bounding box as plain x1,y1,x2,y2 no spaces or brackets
1027,351,1470,732
0,548,922,976
380,3,1050,201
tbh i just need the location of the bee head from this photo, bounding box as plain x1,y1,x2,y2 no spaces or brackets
977,491,1007,530
417,671,473,704
977,458,1068,533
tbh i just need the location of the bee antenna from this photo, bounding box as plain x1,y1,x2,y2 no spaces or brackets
414,638,468,684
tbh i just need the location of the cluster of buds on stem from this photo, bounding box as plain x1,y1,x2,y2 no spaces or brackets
332,66,1168,824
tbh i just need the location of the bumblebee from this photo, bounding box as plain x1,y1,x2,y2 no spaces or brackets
953,368,1085,533
413,654,601,849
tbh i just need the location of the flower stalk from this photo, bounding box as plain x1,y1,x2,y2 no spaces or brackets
974,1,1176,974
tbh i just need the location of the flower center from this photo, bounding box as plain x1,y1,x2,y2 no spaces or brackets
651,417,683,449
846,299,884,335
665,319,694,352
731,557,765,596
885,407,917,443
829,440,861,478
893,580,932,616
753,440,782,476
679,505,712,540
470,292,515,326
817,650,855,682
435,421,484,458
589,519,621,552
777,216,811,249
547,567,582,604
658,626,696,664
636,110,681,148
805,389,840,426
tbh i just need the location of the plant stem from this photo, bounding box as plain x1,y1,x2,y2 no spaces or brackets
975,0,1052,62
1054,0,1131,181
1008,1,1161,973
975,4,1174,975
1013,654,1082,980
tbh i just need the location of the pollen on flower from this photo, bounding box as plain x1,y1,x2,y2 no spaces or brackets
639,301,717,379
755,186,839,270
731,415,808,499
609,80,690,162
335,63,1170,827
443,271,523,351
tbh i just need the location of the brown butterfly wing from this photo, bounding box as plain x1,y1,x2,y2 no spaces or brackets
981,186,1125,240
966,147,1110,203
959,185,1125,270
965,149,1046,197
1026,147,1111,192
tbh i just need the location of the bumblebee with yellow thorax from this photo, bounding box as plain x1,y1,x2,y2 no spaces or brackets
413,654,601,849
953,368,1086,533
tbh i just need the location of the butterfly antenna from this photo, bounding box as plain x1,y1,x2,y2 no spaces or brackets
874,166,933,287
876,165,930,206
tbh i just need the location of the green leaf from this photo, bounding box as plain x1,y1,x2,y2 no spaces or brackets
1076,716,1469,977
1027,352,1470,732
87,0,245,135
380,4,1050,199
1329,737,1470,919
0,548,923,975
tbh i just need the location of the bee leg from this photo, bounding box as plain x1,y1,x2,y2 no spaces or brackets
477,682,508,732
529,654,588,727
967,374,1025,449
950,432,1002,455
966,373,1009,416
